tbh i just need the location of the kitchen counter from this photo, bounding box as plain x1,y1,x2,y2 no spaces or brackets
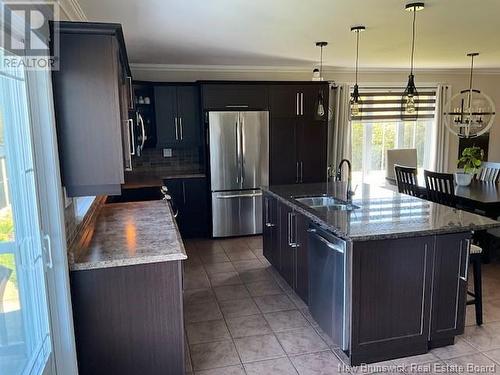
262,182,500,241
69,200,187,271
123,171,206,189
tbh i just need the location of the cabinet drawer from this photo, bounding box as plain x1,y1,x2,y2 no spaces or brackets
202,84,269,110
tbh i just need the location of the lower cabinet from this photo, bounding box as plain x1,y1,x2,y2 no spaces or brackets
164,177,209,238
70,261,184,375
263,192,309,303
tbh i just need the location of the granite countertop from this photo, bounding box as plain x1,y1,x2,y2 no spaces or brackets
124,171,206,189
263,182,500,241
69,200,187,271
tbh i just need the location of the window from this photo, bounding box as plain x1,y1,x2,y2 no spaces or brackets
351,87,437,185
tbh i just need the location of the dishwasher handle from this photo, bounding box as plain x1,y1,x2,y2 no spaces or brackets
307,228,345,254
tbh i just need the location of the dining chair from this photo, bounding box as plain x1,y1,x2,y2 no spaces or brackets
477,161,500,183
394,165,420,197
424,170,456,207
386,149,417,182
467,244,483,326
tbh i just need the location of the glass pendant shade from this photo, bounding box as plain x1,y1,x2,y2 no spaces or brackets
401,74,419,120
315,91,326,120
401,3,424,120
350,84,361,117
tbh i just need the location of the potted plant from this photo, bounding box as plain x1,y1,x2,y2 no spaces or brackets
456,146,484,186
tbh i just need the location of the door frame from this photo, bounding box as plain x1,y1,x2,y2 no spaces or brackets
26,68,79,375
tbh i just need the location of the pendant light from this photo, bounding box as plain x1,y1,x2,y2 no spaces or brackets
444,53,496,138
401,2,424,120
314,41,328,120
350,26,365,118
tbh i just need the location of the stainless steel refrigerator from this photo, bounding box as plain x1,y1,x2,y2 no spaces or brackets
209,111,269,237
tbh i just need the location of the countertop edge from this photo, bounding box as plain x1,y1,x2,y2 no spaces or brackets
262,186,500,241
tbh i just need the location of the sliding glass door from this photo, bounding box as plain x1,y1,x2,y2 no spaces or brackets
0,50,53,374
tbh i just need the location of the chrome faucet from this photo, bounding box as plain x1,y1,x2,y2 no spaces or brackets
336,159,354,201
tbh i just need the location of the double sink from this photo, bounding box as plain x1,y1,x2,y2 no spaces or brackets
294,195,360,211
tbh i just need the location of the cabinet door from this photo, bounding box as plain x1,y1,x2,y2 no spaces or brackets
177,86,201,146
155,86,178,147
297,121,328,183
269,85,300,118
295,213,309,304
430,233,470,341
202,84,269,110
279,203,296,287
263,194,279,268
301,84,329,121
52,33,124,197
181,178,209,238
270,118,297,185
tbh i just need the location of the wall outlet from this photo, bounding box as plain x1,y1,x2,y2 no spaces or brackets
163,148,173,158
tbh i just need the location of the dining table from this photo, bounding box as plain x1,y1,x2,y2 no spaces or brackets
385,178,500,219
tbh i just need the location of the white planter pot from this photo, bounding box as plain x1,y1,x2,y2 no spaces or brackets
455,172,473,187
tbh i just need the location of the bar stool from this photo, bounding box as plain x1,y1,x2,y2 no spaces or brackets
467,244,483,326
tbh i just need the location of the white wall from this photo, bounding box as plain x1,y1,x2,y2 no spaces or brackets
132,66,500,172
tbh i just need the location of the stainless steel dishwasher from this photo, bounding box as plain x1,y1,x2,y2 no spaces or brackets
308,224,349,351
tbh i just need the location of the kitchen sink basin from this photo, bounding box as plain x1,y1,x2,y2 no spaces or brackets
294,195,360,211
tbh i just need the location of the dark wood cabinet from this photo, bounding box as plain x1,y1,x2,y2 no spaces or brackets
155,85,201,147
70,261,185,375
51,22,132,197
263,194,309,303
263,193,279,268
295,213,310,303
270,118,298,185
269,83,329,185
164,177,209,238
279,202,295,286
430,233,469,342
201,83,269,110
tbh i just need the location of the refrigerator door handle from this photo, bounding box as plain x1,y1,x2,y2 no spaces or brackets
240,113,245,186
216,192,262,199
235,118,240,184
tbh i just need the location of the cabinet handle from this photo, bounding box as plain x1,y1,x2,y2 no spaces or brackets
460,239,471,282
296,92,299,116
175,117,179,140
300,161,303,183
182,181,186,204
288,212,292,246
296,162,299,183
265,223,276,228
179,117,183,140
128,119,136,156
226,105,249,108
300,92,304,116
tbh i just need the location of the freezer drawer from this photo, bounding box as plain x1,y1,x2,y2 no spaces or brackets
212,190,262,237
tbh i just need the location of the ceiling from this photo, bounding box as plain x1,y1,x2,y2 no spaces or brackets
77,0,500,69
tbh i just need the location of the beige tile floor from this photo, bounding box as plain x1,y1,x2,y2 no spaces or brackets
183,236,500,374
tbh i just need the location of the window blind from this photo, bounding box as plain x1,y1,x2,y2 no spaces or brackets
350,87,437,121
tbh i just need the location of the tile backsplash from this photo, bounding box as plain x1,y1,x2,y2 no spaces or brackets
131,147,204,174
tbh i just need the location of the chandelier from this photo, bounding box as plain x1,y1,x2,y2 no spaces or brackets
444,53,496,138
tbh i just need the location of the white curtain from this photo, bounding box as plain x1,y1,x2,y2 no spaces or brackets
432,84,451,172
328,83,352,178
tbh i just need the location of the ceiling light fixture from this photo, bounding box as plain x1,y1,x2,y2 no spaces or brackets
444,53,496,138
314,41,328,120
401,2,424,120
350,26,365,118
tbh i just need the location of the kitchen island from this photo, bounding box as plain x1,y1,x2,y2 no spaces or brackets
262,182,500,365
69,200,187,375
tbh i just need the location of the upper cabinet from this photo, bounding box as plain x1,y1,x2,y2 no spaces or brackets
51,22,133,197
269,83,329,121
155,85,201,147
201,83,269,110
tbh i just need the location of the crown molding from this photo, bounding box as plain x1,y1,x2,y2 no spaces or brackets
130,63,500,76
57,0,87,21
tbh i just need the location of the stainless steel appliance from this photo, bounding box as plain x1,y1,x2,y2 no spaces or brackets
209,111,269,237
308,224,350,351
